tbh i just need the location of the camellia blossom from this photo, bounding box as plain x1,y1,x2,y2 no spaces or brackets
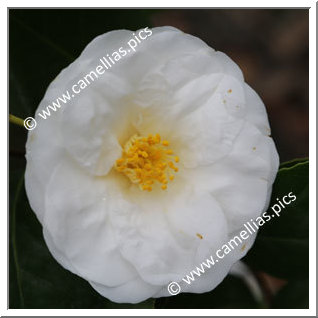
25,26,279,304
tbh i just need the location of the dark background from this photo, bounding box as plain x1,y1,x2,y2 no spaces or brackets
9,9,309,309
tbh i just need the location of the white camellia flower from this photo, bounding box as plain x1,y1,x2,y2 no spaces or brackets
25,26,279,304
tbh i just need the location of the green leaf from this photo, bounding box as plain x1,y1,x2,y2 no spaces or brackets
271,278,309,309
244,160,309,279
9,169,154,308
155,275,261,309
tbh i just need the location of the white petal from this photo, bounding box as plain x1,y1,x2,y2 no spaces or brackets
109,193,194,285
175,91,244,168
89,278,161,304
214,51,244,81
25,116,64,223
108,190,229,287
42,159,138,287
60,89,122,176
186,121,279,231
166,192,228,264
244,83,272,135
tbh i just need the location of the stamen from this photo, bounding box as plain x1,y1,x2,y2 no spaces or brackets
162,140,169,146
114,133,179,191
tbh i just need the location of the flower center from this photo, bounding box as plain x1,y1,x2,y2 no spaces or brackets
115,133,179,191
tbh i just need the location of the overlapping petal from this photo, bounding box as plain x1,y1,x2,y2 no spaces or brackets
25,26,279,304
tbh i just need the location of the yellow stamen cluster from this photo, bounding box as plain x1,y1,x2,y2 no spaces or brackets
115,133,179,191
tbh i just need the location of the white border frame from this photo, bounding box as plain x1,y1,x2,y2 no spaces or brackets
3,1,316,316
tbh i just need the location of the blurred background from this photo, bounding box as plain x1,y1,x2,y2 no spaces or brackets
9,9,309,309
